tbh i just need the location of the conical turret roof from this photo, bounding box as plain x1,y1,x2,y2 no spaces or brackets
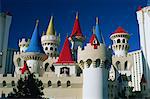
70,13,83,37
95,17,103,43
112,26,127,34
56,37,74,63
26,20,44,53
46,16,55,35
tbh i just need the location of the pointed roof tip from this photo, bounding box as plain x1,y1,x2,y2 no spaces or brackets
70,12,84,38
46,16,55,35
36,19,39,27
76,12,79,19
56,37,74,63
112,26,128,34
96,17,99,24
25,20,44,53
92,26,95,34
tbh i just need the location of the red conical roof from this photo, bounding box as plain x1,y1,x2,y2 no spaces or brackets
112,26,127,34
56,37,74,63
141,74,147,83
70,15,83,37
89,34,100,49
90,34,100,45
20,61,29,74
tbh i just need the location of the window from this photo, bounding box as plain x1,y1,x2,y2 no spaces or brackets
55,48,57,51
117,39,121,43
60,67,69,75
2,81,6,87
45,47,48,50
96,59,100,67
57,81,61,87
122,39,125,43
67,81,71,87
11,81,15,86
86,59,92,68
50,47,53,51
124,61,128,70
48,80,52,87
50,65,55,72
45,63,49,71
116,61,121,70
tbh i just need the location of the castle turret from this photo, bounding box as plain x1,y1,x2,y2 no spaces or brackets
78,18,109,99
21,20,48,74
53,37,77,77
41,16,60,57
110,27,130,57
19,38,30,53
69,13,85,61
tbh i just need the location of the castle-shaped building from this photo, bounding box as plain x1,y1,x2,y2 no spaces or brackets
0,3,150,99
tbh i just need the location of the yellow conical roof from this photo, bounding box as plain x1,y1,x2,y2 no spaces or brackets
46,16,55,35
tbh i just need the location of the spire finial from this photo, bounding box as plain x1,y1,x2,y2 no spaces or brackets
76,12,79,19
36,20,39,27
92,26,95,34
96,17,99,24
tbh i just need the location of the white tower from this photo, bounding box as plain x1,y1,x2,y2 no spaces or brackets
41,16,60,57
0,12,12,74
19,38,30,53
21,20,47,74
136,4,150,89
78,18,109,99
110,27,130,57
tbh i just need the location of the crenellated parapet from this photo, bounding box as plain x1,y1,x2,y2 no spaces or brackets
18,38,30,53
78,43,108,69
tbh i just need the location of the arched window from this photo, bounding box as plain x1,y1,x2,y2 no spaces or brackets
124,61,128,70
86,59,92,68
122,39,125,43
57,81,61,87
55,48,57,51
50,47,53,51
50,65,55,72
116,61,121,70
79,60,84,68
45,47,48,50
117,39,121,43
67,81,71,87
11,81,15,86
48,80,52,87
96,59,100,67
2,81,6,87
17,58,21,67
45,63,49,71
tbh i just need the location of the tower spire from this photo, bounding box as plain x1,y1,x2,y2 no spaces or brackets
46,16,55,35
95,17,105,44
76,12,78,19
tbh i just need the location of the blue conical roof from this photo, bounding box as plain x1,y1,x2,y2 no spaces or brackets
26,20,44,53
95,17,103,43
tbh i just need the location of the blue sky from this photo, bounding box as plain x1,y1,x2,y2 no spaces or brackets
1,0,147,51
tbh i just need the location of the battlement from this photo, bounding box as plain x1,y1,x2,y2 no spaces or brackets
0,73,83,88
19,38,30,47
78,43,106,62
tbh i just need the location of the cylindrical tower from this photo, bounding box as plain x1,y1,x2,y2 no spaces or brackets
78,19,109,99
21,20,47,74
19,38,30,53
110,26,130,57
41,16,60,57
